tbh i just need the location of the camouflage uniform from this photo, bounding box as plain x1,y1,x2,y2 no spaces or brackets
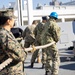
22,25,36,48
31,22,47,64
0,27,27,75
41,19,61,75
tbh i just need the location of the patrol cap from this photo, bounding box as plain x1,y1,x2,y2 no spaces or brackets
0,8,17,18
42,16,47,20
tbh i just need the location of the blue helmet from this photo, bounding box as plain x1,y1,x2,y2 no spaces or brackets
49,12,58,19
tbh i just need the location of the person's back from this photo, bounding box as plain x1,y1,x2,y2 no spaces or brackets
34,16,48,45
24,25,36,43
41,12,61,75
22,20,38,48
41,19,60,44
34,22,44,44
30,16,48,68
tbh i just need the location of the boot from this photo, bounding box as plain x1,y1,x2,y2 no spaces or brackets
30,63,34,68
45,71,51,75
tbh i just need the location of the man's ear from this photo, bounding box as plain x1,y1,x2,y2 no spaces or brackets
6,19,11,25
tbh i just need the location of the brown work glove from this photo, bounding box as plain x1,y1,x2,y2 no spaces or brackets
31,45,36,53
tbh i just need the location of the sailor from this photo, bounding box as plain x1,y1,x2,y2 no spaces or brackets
0,8,27,75
30,16,48,68
22,20,38,48
41,12,61,75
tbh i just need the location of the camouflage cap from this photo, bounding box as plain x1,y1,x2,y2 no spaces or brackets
0,8,17,18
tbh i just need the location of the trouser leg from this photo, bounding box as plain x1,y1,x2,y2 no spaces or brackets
36,51,41,63
45,47,60,75
41,49,47,68
41,49,47,64
31,50,39,63
51,51,60,75
30,50,39,68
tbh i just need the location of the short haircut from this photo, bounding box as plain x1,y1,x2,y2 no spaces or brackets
42,16,47,20
0,16,11,25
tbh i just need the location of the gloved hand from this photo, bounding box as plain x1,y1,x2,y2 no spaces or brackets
16,37,23,43
31,45,36,53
